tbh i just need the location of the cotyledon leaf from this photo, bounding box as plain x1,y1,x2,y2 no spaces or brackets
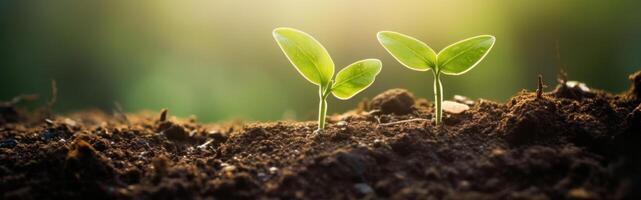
273,27,334,86
377,31,436,71
331,59,382,100
437,35,495,75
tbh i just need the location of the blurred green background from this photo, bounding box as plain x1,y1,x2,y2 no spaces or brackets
1,0,640,122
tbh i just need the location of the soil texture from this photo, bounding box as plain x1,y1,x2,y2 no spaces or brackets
1,72,641,199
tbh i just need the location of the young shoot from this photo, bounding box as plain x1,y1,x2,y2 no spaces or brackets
377,32,495,125
273,27,382,131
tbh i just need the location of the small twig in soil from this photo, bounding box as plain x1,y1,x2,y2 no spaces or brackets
159,108,168,122
197,139,214,149
537,74,544,98
380,118,429,126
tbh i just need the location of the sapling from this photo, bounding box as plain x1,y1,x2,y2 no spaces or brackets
377,31,495,125
273,27,382,131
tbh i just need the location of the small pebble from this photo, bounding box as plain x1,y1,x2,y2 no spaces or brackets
353,183,374,195
454,95,475,105
442,100,470,114
269,167,278,174
336,121,348,127
566,81,591,92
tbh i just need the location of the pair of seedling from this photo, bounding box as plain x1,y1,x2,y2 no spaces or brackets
273,28,495,131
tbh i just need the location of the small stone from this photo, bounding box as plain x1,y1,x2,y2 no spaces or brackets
566,81,590,92
453,95,475,105
442,100,470,114
269,167,278,174
336,121,348,127
553,80,594,99
353,183,374,195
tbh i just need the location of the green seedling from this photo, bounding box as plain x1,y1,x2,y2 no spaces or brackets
377,31,495,125
273,27,382,131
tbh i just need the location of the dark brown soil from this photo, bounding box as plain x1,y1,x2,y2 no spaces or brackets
1,72,641,200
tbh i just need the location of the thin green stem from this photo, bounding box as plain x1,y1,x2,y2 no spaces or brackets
317,83,332,130
318,95,327,130
433,71,443,125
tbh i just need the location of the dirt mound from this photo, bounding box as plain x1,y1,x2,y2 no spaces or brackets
367,88,416,115
1,71,641,199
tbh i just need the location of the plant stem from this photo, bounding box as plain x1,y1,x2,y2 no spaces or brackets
318,96,327,130
433,72,443,125
317,85,331,130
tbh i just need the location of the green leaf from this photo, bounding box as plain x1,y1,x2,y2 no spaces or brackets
437,35,495,75
376,31,436,71
331,59,382,100
273,27,334,86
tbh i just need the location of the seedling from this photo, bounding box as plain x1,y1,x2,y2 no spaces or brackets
377,31,495,125
273,27,382,131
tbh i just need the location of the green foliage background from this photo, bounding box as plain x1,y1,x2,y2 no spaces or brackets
1,0,640,122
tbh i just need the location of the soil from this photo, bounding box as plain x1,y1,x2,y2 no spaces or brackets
1,71,641,200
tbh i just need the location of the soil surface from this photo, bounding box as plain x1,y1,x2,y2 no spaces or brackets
2,72,641,200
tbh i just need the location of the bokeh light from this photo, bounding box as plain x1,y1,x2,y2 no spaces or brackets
1,0,640,122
